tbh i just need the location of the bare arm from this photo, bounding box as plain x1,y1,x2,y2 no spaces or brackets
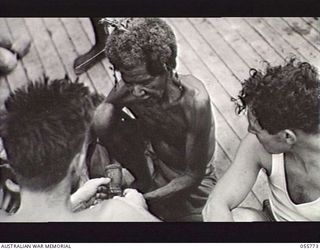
144,96,214,201
202,134,265,221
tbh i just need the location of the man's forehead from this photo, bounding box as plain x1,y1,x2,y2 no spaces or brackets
119,63,148,77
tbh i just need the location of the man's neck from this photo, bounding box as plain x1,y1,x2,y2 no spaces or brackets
162,75,183,105
290,131,320,172
14,182,74,222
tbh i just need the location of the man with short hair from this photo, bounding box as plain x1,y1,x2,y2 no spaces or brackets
202,59,320,221
0,77,159,222
93,18,217,221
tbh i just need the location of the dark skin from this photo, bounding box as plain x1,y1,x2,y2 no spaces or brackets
93,63,215,202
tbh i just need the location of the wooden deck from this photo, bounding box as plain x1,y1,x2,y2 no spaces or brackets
0,17,319,211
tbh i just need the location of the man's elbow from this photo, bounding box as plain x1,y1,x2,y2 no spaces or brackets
202,191,232,221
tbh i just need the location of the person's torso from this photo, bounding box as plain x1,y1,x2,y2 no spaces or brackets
128,75,215,173
268,153,320,221
80,198,160,222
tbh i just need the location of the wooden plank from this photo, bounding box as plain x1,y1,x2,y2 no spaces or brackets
61,18,112,95
78,17,114,88
169,18,243,98
209,17,283,75
282,18,320,54
170,26,243,161
1,18,29,91
60,18,98,92
214,142,232,179
178,58,243,175
78,18,95,44
24,18,66,79
171,18,248,139
189,18,251,83
0,138,6,160
302,18,320,33
42,18,93,91
0,78,10,159
212,105,241,159
6,18,44,82
252,170,269,204
49,18,96,91
244,18,308,62
186,18,266,208
179,51,241,160
208,18,264,69
224,18,284,65
176,57,190,75
0,78,11,110
42,18,77,80
264,18,320,66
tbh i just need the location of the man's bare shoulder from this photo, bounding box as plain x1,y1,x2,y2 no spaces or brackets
81,199,160,222
240,134,272,174
179,75,210,104
178,74,211,119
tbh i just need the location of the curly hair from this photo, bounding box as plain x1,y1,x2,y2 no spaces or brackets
1,76,95,191
105,18,177,76
234,58,320,134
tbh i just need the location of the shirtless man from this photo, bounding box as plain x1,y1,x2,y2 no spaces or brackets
202,59,320,221
93,18,216,221
0,77,158,222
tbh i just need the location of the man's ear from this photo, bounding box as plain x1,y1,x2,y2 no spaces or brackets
279,129,297,145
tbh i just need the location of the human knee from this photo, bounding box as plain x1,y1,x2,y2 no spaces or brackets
231,207,266,222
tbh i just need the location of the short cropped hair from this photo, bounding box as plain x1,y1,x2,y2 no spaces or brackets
105,18,177,76
234,58,320,134
1,77,94,191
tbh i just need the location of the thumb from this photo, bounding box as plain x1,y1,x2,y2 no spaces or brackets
90,177,110,187
5,179,20,193
123,188,138,196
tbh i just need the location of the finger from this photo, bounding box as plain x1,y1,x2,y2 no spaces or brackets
8,201,19,214
2,192,11,211
96,193,108,200
0,188,4,209
5,199,14,213
97,186,108,193
91,177,111,187
123,188,138,196
113,196,124,201
5,179,20,193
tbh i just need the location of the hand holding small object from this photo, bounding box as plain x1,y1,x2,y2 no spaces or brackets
114,188,148,210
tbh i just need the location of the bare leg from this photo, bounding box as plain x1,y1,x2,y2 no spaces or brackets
73,18,107,75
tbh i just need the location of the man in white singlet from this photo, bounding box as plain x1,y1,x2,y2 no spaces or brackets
202,58,320,221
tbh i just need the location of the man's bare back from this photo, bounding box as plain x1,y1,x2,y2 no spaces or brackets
1,200,159,222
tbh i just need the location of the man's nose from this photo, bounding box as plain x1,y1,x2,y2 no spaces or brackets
132,85,147,97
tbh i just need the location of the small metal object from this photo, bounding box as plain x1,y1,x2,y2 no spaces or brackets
74,47,107,71
105,164,123,198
